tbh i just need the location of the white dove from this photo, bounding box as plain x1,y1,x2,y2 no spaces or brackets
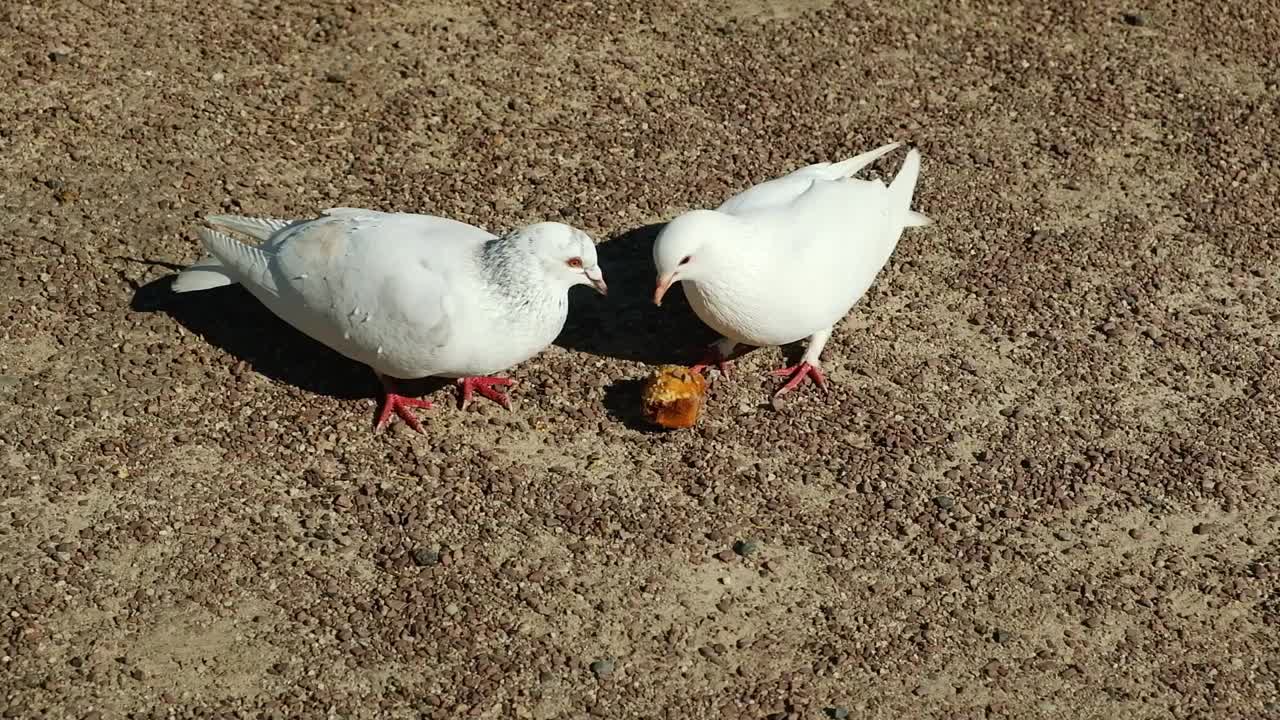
651,142,929,398
171,208,607,432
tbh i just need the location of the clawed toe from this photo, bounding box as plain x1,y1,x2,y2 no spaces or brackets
772,362,827,397
457,376,515,410
375,393,433,433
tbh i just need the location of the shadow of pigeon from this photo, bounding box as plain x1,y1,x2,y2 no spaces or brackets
557,222,717,366
128,272,390,401
601,377,674,434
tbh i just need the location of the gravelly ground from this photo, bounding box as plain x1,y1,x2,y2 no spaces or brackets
2,0,1279,718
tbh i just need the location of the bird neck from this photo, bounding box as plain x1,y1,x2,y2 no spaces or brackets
477,232,563,312
692,252,768,298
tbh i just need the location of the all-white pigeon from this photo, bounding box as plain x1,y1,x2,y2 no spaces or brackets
171,208,607,432
651,142,929,398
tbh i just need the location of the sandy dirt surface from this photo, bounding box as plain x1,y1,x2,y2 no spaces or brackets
2,0,1279,718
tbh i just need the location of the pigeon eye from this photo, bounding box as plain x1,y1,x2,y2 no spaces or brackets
566,257,583,268
679,255,692,265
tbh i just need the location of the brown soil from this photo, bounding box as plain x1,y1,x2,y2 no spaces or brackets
2,1,1278,718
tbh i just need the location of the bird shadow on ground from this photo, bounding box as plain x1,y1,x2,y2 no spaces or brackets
127,268,446,402
561,222,803,429
560,222,723,430
557,222,716,366
601,378,669,434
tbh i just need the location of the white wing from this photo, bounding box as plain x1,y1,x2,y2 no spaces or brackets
716,142,902,216
756,148,924,305
198,209,496,371
271,210,492,357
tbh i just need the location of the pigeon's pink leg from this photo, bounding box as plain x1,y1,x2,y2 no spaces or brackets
771,328,833,398
456,376,515,410
690,338,739,377
690,350,733,377
772,362,828,396
375,375,433,433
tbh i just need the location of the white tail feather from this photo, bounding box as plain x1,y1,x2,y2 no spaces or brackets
205,214,292,241
825,141,903,179
906,210,932,227
172,253,235,293
888,148,928,227
198,227,271,272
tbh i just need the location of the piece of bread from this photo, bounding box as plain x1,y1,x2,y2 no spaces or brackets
641,365,708,429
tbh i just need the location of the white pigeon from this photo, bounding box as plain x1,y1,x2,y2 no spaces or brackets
171,208,607,432
651,142,929,398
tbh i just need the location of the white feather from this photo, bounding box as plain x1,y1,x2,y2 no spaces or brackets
205,214,294,241
171,253,234,293
172,209,602,382
655,144,930,364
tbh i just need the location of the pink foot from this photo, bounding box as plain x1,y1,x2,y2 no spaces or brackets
456,376,515,410
690,346,734,378
375,388,433,433
771,361,828,397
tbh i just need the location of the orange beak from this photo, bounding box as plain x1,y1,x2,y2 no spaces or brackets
653,273,676,306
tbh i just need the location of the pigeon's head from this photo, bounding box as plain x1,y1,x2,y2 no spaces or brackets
522,222,607,295
652,210,726,306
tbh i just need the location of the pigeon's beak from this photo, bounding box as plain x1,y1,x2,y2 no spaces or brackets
586,268,608,296
653,272,676,306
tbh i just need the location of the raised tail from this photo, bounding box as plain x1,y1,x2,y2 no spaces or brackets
905,211,932,227
889,148,932,227
204,213,293,241
171,215,281,294
825,141,903,179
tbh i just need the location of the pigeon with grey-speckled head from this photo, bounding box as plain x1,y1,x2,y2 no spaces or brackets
172,207,607,432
